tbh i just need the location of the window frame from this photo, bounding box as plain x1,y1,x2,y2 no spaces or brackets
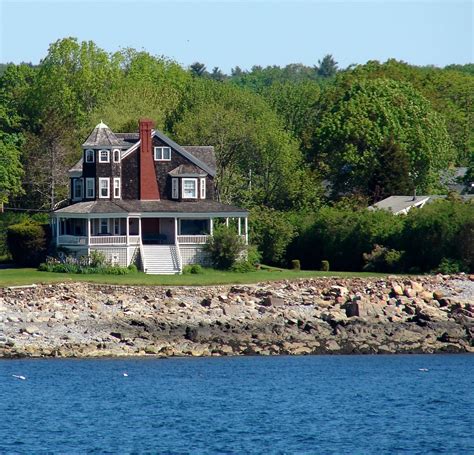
200,178,206,199
85,149,95,163
100,218,109,235
113,149,121,163
154,146,171,161
113,177,121,199
182,178,197,199
98,149,110,163
85,178,95,199
98,177,110,199
72,178,83,200
171,178,179,199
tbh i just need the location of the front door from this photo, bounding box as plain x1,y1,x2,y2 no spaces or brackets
142,218,160,244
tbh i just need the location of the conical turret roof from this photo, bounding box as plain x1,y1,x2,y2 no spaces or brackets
82,121,123,148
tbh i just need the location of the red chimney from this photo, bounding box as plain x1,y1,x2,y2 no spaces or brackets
139,118,160,200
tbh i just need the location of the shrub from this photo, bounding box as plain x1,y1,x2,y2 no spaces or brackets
320,260,330,272
204,226,245,270
231,260,255,273
290,259,300,270
182,264,204,274
363,244,404,273
7,221,50,266
127,264,138,273
89,250,107,268
246,245,262,266
436,258,467,274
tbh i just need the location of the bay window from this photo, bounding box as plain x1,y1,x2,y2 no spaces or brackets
182,178,197,199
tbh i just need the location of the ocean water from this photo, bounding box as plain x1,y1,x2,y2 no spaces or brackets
0,355,472,454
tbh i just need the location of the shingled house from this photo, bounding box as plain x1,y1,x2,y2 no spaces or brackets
52,119,248,274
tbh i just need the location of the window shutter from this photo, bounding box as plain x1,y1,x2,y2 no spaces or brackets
172,178,178,199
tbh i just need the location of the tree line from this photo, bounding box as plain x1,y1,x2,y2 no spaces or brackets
0,37,472,271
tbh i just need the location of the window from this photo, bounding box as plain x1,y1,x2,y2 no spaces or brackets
113,218,120,235
99,178,110,198
85,178,95,198
154,146,171,161
182,178,197,199
100,218,109,235
99,149,109,163
179,219,209,235
113,178,121,199
85,149,94,163
172,178,179,199
113,149,121,163
73,178,83,200
200,178,206,199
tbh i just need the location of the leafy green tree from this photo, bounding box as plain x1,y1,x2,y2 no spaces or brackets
210,67,226,82
313,78,456,196
316,54,338,78
0,133,24,203
190,62,207,77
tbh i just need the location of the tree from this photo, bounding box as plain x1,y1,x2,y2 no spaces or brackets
316,54,338,78
190,62,207,77
210,67,225,82
313,78,456,197
0,133,24,203
204,226,245,269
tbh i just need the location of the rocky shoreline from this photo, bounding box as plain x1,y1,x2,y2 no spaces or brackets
0,275,473,358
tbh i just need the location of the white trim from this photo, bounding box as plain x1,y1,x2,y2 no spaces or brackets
182,178,197,199
85,149,95,163
52,211,249,219
85,178,95,199
113,149,121,163
200,178,206,199
98,178,110,198
98,149,110,163
154,146,171,161
113,177,121,199
172,178,179,199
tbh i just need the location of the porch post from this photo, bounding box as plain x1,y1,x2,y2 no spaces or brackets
174,217,178,243
225,217,229,227
244,217,248,245
126,217,129,244
87,218,91,245
210,218,214,236
238,217,241,236
138,217,142,238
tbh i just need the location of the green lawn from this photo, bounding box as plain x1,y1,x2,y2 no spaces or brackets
0,267,389,287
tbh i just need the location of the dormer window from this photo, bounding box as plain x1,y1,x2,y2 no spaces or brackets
182,178,197,199
85,149,94,163
99,149,110,163
113,149,120,163
154,146,171,161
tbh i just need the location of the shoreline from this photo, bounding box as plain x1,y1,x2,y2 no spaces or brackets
0,275,473,359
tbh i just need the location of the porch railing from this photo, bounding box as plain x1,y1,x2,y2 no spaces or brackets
57,235,87,245
90,236,127,245
177,235,209,244
58,235,141,246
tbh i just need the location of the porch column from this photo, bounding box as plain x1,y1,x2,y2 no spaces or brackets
210,218,214,236
87,218,91,245
244,217,248,244
126,217,129,244
174,217,178,243
238,217,241,236
138,218,142,238
225,217,229,227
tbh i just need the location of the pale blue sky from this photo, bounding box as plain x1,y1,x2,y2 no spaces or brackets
0,0,472,72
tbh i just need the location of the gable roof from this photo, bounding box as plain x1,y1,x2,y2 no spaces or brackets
121,129,216,177
82,122,125,148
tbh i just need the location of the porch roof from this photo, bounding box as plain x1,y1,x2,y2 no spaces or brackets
54,200,248,216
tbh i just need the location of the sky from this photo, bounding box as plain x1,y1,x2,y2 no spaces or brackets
0,0,472,72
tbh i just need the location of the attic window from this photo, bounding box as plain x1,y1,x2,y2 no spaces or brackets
154,146,171,161
99,149,110,163
113,149,120,163
85,149,94,163
182,178,197,199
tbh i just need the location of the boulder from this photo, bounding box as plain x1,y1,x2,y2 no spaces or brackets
261,296,285,307
345,301,379,318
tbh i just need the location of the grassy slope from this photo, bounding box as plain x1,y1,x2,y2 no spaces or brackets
0,268,388,287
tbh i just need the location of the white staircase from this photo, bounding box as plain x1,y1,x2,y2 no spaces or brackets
141,245,181,275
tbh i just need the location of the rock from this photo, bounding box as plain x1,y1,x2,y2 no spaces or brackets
330,285,349,297
410,281,424,293
22,325,39,335
404,288,417,298
391,283,404,296
53,311,64,320
261,296,285,307
433,290,445,300
326,340,341,351
345,301,379,318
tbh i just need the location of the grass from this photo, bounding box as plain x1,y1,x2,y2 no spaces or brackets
0,266,389,287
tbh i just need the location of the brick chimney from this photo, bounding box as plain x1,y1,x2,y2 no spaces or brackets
139,118,160,200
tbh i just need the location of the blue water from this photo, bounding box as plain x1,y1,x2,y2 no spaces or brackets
0,355,473,454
